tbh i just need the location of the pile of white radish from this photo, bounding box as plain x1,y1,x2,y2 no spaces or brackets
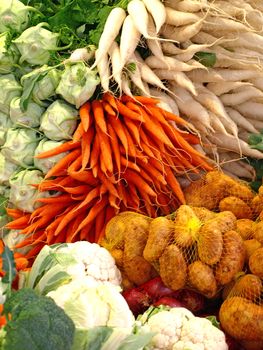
91,0,263,180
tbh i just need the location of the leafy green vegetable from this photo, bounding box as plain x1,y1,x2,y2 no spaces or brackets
193,51,217,68
248,131,263,151
1,288,75,350
1,246,16,297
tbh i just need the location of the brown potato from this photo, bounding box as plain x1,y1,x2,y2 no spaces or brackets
249,247,263,278
228,274,262,301
174,205,201,247
244,239,262,262
143,217,174,263
110,249,123,267
190,206,217,222
235,219,254,240
253,221,263,244
123,256,156,285
159,244,187,291
188,261,217,298
215,230,245,285
219,196,253,219
250,195,263,218
219,296,263,341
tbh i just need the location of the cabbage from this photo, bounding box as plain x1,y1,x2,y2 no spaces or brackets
34,138,68,174
0,74,22,114
0,0,33,33
0,111,12,145
21,65,61,105
40,100,78,141
10,96,45,127
0,32,19,74
12,23,60,66
0,152,19,185
1,128,41,167
56,62,100,108
9,169,44,212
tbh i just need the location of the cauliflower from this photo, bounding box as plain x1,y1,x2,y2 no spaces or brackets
22,241,122,295
139,307,228,350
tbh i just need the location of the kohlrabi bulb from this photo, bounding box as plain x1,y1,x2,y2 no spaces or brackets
0,73,22,114
0,32,19,74
0,0,33,33
0,111,12,145
10,96,45,127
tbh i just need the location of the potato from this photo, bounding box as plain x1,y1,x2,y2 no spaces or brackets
188,261,217,298
174,205,201,247
110,249,123,267
215,230,245,285
250,195,263,218
253,221,263,244
240,340,263,350
123,256,156,285
219,196,253,219
226,179,255,203
159,244,187,291
197,211,237,265
190,206,217,222
228,274,262,301
235,219,254,240
143,217,174,263
219,296,263,341
244,239,262,262
249,247,263,278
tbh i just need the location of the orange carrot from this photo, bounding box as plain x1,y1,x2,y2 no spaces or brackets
81,126,95,169
108,123,121,177
5,213,31,229
124,169,157,197
116,100,145,122
97,127,113,174
79,102,92,132
121,95,160,105
36,141,80,159
72,123,85,143
164,164,186,204
107,114,128,159
102,92,118,111
102,101,116,116
92,100,108,134
6,208,26,219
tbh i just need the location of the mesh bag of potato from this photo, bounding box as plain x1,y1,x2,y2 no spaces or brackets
101,171,263,343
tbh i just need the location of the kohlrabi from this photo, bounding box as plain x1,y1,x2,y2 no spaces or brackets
12,23,60,66
40,100,78,141
0,152,19,185
0,111,12,145
1,127,42,167
56,62,100,108
34,138,68,174
0,74,22,114
0,32,19,74
9,168,45,212
10,96,45,127
0,0,34,33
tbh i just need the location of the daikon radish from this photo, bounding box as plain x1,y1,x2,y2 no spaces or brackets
141,0,166,33
145,55,205,71
225,107,259,134
162,42,182,55
250,78,263,91
220,159,255,181
146,16,166,63
175,42,219,62
149,88,180,115
209,112,229,135
95,52,110,92
160,20,204,43
202,17,255,34
108,41,122,93
247,118,263,130
165,7,200,26
121,76,133,97
91,7,126,69
220,86,263,106
235,101,263,121
212,69,260,81
154,69,197,95
128,61,150,96
186,69,224,83
176,0,208,13
206,82,253,96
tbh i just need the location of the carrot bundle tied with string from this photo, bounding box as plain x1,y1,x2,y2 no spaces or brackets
6,93,213,261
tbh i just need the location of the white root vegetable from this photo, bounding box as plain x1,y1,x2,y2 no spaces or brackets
175,42,218,62
160,20,204,43
220,86,263,106
67,46,96,63
141,0,166,34
121,75,133,97
225,107,259,134
108,41,122,93
91,7,126,69
220,160,255,180
246,118,263,130
250,78,263,91
169,84,212,131
206,82,253,96
176,0,208,13
119,15,141,71
192,31,234,46
235,101,263,121
209,112,229,135
127,61,150,96
208,133,263,159
186,69,224,83
154,69,197,95
145,55,204,71
149,88,180,115
165,7,200,26
201,17,255,34
146,16,166,63
212,69,260,81
162,42,182,55
96,52,110,92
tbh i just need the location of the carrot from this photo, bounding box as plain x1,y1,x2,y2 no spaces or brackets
122,124,137,158
81,126,95,169
66,212,87,242
97,170,119,198
108,123,121,177
72,123,85,143
116,99,145,122
69,170,99,186
164,165,186,204
120,155,140,172
122,95,159,105
5,213,31,229
107,114,129,160
102,101,116,116
94,207,106,242
124,119,141,146
67,154,82,173
124,169,157,197
96,127,113,174
45,148,82,179
109,192,120,210
80,221,95,242
74,186,101,211
92,100,108,135
54,204,88,236
62,184,92,195
79,102,92,132
92,163,99,178
159,107,193,128
103,92,118,111
24,243,45,260
35,141,80,159
89,133,100,170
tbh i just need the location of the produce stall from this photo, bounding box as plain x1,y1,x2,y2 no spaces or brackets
0,0,262,349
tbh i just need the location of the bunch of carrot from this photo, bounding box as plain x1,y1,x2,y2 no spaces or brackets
6,93,213,260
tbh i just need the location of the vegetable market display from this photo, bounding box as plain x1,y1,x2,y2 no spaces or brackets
0,0,262,349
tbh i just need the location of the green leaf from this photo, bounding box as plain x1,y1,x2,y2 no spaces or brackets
1,246,16,296
248,133,263,146
206,315,220,329
117,332,154,350
193,51,217,67
126,62,137,73
82,327,113,350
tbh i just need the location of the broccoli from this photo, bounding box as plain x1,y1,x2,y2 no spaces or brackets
1,288,75,350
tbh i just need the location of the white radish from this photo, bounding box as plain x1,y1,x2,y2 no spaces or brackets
175,42,218,62
247,118,263,130
169,84,212,131
146,15,166,63
127,61,151,96
186,69,224,83
121,75,133,97
235,101,263,121
91,7,126,69
118,15,141,74
160,20,204,43
208,133,263,159
206,82,253,96
225,107,259,134
209,112,229,135
66,46,96,63
212,69,260,81
141,0,166,33
108,41,122,93
250,78,263,91
220,158,255,181
162,42,183,55
192,31,235,46
154,69,197,95
145,55,204,71
96,52,110,92
165,7,200,26
149,88,180,115
220,86,263,106
176,0,208,13
201,17,255,34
